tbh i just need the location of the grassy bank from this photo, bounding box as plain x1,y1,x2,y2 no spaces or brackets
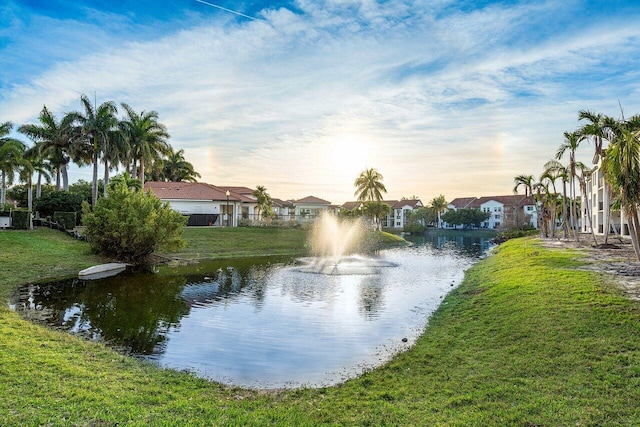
1,231,639,425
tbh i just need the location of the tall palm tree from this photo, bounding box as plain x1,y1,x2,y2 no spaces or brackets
556,131,582,242
0,122,26,207
579,110,614,243
601,124,640,259
119,103,170,187
354,168,387,202
17,154,34,228
18,106,75,191
69,95,119,206
513,174,535,197
430,194,448,227
162,148,201,182
543,160,570,238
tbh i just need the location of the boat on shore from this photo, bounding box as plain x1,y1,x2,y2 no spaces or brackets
78,263,128,280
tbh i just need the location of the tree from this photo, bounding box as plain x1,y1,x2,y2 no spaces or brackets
0,122,26,206
556,131,582,242
35,191,85,219
161,148,200,182
82,180,187,265
354,168,387,202
109,172,142,192
513,174,535,198
364,201,391,231
119,103,170,187
542,160,570,238
18,106,75,191
69,95,119,206
579,110,614,243
440,208,490,229
252,185,272,221
429,194,448,227
601,121,640,259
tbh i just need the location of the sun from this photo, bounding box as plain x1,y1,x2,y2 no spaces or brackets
326,133,371,178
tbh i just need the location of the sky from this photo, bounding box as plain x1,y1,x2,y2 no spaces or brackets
2,0,640,204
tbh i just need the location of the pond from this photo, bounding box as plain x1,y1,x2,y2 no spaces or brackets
9,229,495,389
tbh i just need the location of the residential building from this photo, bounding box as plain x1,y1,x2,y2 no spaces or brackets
339,199,425,230
581,165,629,237
439,195,537,230
294,196,332,222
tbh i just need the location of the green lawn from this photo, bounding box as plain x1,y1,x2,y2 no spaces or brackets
1,229,639,425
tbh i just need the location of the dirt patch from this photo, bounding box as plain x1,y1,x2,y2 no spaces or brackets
537,235,640,301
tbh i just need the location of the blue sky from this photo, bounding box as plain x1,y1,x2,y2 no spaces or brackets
2,0,640,203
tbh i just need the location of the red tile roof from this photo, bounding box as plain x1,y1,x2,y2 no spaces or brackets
391,199,423,209
145,181,253,202
295,196,331,205
448,197,478,208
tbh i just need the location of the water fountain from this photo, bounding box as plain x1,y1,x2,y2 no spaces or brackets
296,214,397,275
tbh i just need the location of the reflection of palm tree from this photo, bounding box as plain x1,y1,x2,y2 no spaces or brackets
354,168,387,202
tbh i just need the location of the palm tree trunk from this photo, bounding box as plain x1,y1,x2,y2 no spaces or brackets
1,171,6,206
92,151,99,206
62,162,69,191
27,177,33,230
582,183,598,246
55,168,61,191
570,178,580,242
626,205,640,261
139,156,145,187
36,172,42,199
103,159,110,198
562,182,569,238
603,183,611,244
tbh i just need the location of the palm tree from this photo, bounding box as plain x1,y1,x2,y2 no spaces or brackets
18,106,75,191
513,174,535,197
542,160,570,238
556,131,582,242
109,172,142,192
364,201,391,231
252,185,272,221
601,124,640,259
24,144,52,200
0,122,26,207
354,168,387,202
513,174,540,231
430,194,448,227
119,103,170,187
579,110,614,243
69,95,119,206
162,148,201,182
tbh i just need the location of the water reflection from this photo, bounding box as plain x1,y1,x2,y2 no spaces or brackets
9,232,492,388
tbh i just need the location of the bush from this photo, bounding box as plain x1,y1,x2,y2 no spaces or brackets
35,191,84,219
53,212,77,230
403,223,426,234
82,181,187,265
12,210,31,229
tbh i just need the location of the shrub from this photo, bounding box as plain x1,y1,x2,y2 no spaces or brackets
403,223,426,234
12,210,31,229
35,191,84,219
82,181,187,265
53,212,77,230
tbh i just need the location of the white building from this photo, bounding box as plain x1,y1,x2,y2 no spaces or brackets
581,165,630,237
440,195,537,230
339,199,425,229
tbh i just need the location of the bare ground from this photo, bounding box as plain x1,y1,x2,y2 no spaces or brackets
537,234,640,301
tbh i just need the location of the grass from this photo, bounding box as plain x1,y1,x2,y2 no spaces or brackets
1,229,640,425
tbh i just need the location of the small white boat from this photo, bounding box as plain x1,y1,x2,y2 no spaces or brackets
78,263,128,280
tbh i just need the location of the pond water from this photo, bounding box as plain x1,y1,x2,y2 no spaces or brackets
9,229,494,389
